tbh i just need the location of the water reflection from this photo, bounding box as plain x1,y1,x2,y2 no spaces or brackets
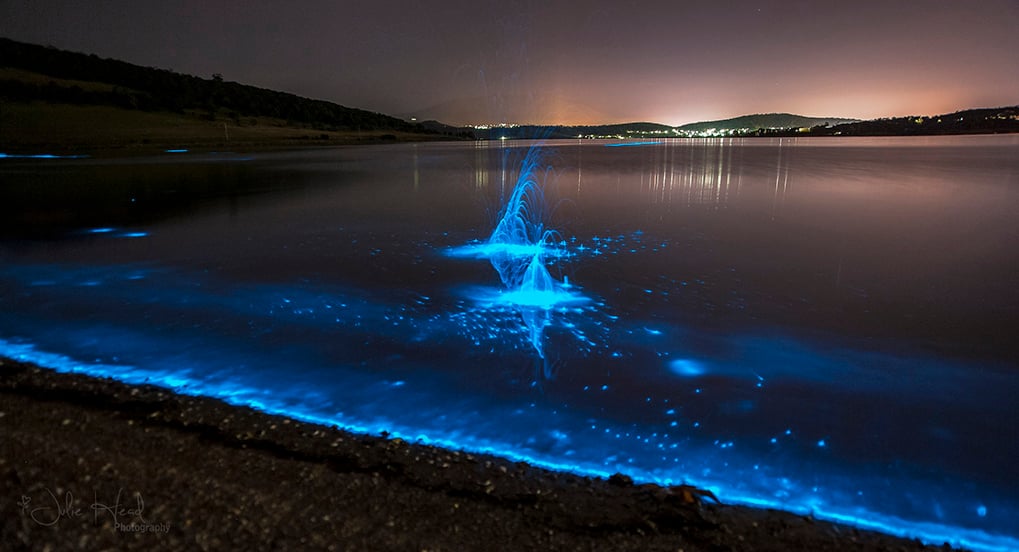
771,138,790,218
617,138,741,208
622,138,799,210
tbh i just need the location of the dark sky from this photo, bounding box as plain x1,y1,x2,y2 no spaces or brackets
2,0,1017,125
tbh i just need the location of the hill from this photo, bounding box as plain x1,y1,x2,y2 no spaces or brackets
676,113,858,133
0,37,469,154
806,106,1019,136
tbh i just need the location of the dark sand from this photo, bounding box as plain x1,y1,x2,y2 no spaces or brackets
1,358,958,551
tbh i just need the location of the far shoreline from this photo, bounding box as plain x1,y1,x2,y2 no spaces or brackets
4,101,1017,161
4,131,1017,164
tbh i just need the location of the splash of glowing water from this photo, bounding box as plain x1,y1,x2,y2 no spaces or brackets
463,142,587,359
487,143,553,288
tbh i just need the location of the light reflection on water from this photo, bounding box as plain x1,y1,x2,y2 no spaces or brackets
1,137,1018,551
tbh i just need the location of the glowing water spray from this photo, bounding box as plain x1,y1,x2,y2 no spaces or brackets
486,144,554,288
448,142,588,359
485,143,587,359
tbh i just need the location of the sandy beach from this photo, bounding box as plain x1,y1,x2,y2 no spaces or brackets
1,357,956,551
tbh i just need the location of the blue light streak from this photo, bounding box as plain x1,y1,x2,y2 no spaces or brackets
79,228,149,239
464,286,590,310
605,141,661,147
0,152,90,159
445,242,560,260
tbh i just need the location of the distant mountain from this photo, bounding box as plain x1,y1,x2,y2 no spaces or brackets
676,113,858,133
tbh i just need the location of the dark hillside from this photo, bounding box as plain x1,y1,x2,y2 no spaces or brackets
0,37,427,133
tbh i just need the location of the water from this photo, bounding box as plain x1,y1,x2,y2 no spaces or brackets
2,136,1017,551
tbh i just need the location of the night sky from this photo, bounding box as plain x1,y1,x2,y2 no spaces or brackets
2,0,1017,126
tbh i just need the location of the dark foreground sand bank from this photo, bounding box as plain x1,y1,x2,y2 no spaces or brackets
1,358,958,551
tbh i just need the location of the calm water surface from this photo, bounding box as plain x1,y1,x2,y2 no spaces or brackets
2,136,1017,550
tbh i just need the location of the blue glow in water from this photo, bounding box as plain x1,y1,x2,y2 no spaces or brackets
0,152,90,159
164,149,189,153
668,358,704,377
465,286,589,310
446,241,545,259
447,142,588,359
2,334,1015,552
605,141,661,147
79,228,148,239
2,142,1017,552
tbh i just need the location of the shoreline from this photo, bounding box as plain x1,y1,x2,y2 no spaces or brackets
0,101,461,159
1,357,956,551
5,134,1016,163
